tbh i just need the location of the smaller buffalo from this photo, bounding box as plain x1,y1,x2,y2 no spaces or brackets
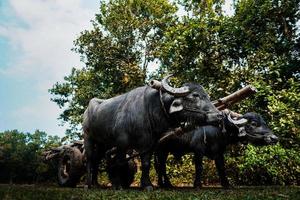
106,150,137,189
155,110,278,188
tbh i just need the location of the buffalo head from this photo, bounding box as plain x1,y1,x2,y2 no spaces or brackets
151,75,223,129
228,112,278,145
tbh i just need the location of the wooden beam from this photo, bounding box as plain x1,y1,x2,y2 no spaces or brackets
212,85,257,110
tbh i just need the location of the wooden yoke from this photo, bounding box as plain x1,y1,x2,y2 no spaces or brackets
212,85,257,110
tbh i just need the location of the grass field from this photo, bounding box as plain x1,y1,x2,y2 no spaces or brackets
0,184,299,200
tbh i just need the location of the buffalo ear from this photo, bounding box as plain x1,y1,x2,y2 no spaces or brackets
169,99,183,114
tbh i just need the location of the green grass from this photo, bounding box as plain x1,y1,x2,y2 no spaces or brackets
0,185,299,200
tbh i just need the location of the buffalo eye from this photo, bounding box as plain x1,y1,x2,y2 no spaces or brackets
172,101,181,107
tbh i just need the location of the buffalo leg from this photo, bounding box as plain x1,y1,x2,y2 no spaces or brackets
84,134,94,189
140,152,154,190
154,152,172,188
215,155,230,188
153,152,164,187
91,156,99,187
194,153,203,188
112,151,127,190
91,145,102,187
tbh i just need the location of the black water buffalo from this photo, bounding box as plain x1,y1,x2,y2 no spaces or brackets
83,75,222,190
155,111,278,188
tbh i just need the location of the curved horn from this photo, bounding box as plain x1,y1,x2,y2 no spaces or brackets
224,109,242,118
149,80,161,90
161,74,190,96
228,112,248,125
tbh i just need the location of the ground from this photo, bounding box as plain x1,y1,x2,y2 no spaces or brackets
0,184,299,200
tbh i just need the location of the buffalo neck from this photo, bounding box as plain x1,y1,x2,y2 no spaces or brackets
145,87,174,139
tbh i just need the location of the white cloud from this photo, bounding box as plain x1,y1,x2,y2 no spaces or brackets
1,0,97,81
0,0,98,136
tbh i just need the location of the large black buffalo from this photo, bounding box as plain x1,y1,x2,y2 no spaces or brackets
82,75,222,190
155,110,278,188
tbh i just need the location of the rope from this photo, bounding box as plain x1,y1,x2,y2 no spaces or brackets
159,89,170,118
202,126,207,144
221,116,226,133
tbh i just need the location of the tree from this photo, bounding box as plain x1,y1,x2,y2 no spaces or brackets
49,0,177,139
0,130,61,183
158,0,300,146
155,0,300,185
158,0,229,92
0,130,28,183
219,0,300,146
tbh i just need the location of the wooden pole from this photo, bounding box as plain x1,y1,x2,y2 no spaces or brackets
212,85,257,110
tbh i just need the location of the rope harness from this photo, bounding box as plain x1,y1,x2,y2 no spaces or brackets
202,126,207,144
159,89,170,118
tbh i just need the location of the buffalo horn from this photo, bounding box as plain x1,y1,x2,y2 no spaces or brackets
228,113,248,125
224,109,242,117
149,80,162,90
161,74,190,96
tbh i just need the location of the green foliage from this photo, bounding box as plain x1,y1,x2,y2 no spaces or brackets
229,144,300,185
0,130,61,183
266,79,300,147
165,154,194,186
159,0,227,86
157,0,300,186
159,144,299,186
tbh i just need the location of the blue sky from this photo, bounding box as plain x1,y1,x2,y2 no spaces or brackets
0,0,99,137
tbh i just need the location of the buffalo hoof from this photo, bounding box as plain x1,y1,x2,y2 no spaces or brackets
144,185,154,191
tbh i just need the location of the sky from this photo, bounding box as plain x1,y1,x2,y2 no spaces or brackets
0,0,99,137
0,0,234,138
